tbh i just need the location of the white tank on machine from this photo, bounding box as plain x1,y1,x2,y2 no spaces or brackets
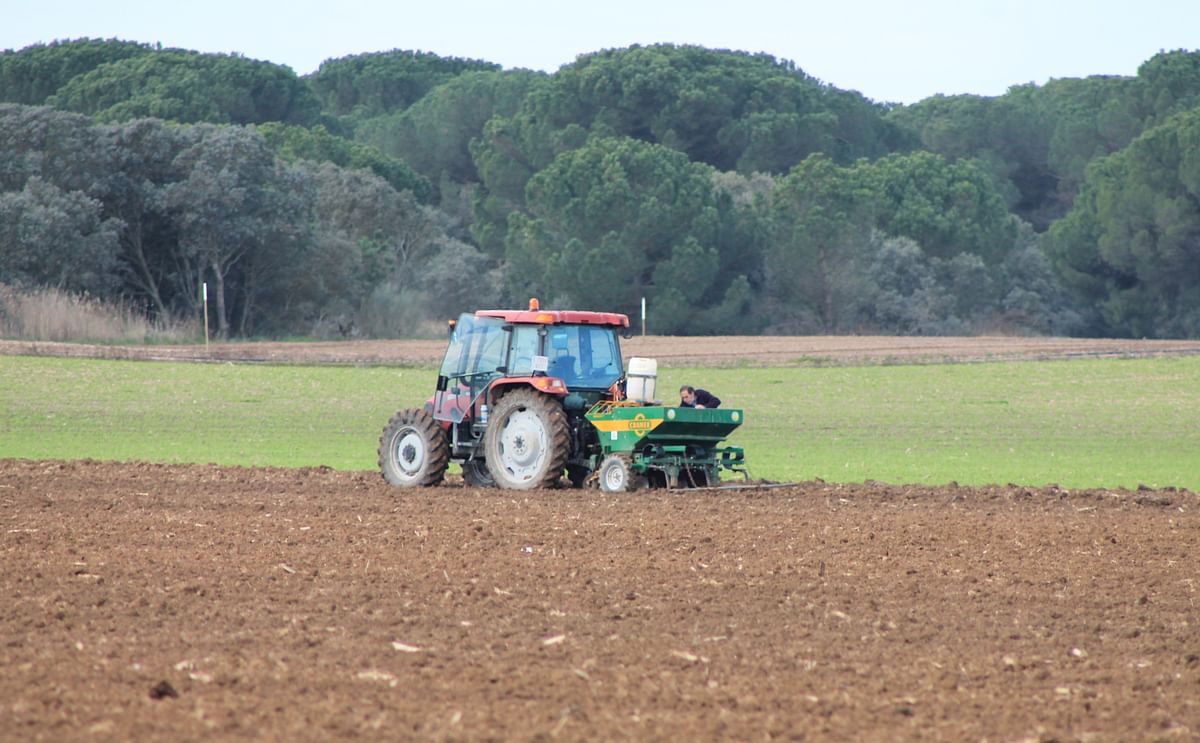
625,357,657,403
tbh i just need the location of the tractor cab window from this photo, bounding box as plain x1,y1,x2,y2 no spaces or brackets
576,325,623,388
545,327,577,382
545,324,623,390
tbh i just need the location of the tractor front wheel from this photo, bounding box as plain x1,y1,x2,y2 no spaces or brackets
378,408,449,487
484,389,569,490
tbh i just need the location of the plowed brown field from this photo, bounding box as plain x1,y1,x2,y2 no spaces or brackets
3,459,1197,742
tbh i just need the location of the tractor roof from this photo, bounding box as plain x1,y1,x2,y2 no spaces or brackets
471,298,629,328
476,308,630,327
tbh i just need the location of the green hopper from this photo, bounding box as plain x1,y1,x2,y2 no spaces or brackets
584,401,748,491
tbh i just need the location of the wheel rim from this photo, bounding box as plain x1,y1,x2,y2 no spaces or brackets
393,428,425,476
495,408,549,482
603,461,626,491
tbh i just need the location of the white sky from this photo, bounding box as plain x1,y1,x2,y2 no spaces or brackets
3,0,1197,104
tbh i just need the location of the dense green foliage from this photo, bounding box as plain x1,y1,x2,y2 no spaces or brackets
306,50,499,117
889,51,1200,233
48,50,322,126
1044,108,1200,336
3,355,1198,490
2,39,1200,338
0,104,460,338
471,45,903,178
355,69,545,201
255,122,431,201
0,38,152,106
506,137,759,332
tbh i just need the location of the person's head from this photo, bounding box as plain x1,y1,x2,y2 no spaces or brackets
680,385,696,405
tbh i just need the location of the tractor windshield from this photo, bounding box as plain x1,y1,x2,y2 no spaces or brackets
440,314,507,383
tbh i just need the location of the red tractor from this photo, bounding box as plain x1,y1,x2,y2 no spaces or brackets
378,299,633,490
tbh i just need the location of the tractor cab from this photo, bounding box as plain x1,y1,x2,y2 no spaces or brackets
431,309,627,427
413,301,631,488
436,312,624,388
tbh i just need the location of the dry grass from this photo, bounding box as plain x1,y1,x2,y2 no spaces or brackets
0,285,196,344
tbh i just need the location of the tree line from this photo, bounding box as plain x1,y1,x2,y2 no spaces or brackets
1,39,1198,338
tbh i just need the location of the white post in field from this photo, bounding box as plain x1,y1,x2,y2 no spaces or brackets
202,282,210,349
641,297,646,336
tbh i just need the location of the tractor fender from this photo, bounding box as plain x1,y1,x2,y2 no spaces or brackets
487,376,570,403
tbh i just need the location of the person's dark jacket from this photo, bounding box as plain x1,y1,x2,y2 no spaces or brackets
683,389,721,408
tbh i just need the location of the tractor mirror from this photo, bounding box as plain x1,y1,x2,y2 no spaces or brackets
436,375,448,391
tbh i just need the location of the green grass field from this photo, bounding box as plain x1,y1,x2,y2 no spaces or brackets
2,355,1197,489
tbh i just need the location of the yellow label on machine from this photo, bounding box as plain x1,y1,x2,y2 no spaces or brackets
589,412,665,438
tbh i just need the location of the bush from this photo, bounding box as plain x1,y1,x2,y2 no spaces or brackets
356,285,448,339
0,284,195,343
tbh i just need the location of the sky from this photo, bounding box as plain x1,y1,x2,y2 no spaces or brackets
3,0,1197,105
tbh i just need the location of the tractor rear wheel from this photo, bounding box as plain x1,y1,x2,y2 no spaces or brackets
597,454,646,493
462,458,496,488
378,408,449,487
484,389,569,490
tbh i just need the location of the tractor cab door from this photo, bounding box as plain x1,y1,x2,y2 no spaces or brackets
506,324,541,377
433,314,508,425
